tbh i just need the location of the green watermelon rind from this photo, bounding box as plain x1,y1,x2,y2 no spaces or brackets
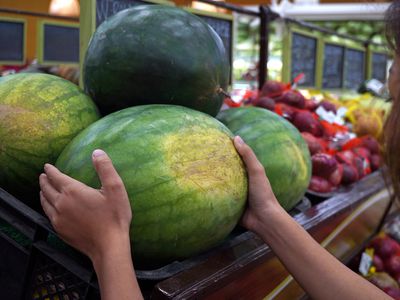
0,73,100,202
83,5,230,117
56,105,248,264
217,106,311,211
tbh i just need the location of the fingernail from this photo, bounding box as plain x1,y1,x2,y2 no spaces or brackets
44,163,50,171
235,136,244,145
92,149,106,158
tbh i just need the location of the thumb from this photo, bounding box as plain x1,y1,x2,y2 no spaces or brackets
92,149,124,191
233,136,265,176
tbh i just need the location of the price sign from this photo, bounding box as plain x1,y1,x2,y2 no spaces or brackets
0,18,25,64
291,32,318,87
344,48,365,90
322,43,345,89
40,22,79,64
371,52,388,83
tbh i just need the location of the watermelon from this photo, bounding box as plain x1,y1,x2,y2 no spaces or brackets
217,107,311,210
56,105,247,265
83,5,229,117
0,73,100,205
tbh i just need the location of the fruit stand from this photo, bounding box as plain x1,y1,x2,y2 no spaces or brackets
0,1,396,299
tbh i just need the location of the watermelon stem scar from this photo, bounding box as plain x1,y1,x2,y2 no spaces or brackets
218,87,231,99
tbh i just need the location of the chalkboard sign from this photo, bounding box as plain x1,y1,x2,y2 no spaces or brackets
42,23,79,63
344,48,365,89
372,52,388,83
96,0,147,27
0,19,25,63
322,43,344,89
291,32,317,87
196,15,233,69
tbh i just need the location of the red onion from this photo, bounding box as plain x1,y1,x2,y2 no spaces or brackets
309,176,334,193
312,153,338,178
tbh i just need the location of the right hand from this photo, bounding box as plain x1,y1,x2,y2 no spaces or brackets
233,136,284,235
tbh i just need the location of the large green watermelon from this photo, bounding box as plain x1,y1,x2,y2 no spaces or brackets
0,73,100,205
56,105,247,264
217,107,311,211
83,5,229,117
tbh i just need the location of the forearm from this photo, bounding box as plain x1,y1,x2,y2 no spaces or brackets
256,207,390,300
92,235,143,300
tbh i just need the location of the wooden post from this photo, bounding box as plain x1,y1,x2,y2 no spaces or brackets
258,6,268,90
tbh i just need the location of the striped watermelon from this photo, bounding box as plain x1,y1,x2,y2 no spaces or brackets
217,107,311,211
83,5,229,117
0,73,100,204
56,105,247,264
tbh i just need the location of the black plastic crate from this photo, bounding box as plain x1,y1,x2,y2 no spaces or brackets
0,188,100,300
0,186,312,299
0,187,263,299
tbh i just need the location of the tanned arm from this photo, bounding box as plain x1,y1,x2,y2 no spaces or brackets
234,136,390,300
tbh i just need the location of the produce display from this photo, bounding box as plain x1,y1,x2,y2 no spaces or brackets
0,73,99,204
56,105,247,264
247,80,386,194
310,90,391,140
0,1,391,271
360,231,400,300
84,5,229,117
217,107,311,210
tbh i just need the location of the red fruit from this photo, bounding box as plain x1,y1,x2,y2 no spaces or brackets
395,273,400,285
260,80,286,98
293,111,323,137
378,238,400,259
255,97,275,111
278,90,306,109
374,254,385,272
301,132,323,155
371,154,382,171
319,100,337,113
353,147,372,161
309,176,334,193
362,136,380,154
275,103,297,122
304,99,318,111
385,255,400,276
384,287,400,300
329,163,343,186
336,150,356,165
341,164,359,185
312,153,338,178
353,156,371,178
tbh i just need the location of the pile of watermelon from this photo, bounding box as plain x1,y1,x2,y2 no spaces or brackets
0,5,313,265
0,5,249,265
250,80,383,194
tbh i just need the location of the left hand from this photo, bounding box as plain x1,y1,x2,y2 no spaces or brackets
39,149,132,262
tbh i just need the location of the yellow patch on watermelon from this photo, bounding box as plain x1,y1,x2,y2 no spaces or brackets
163,127,247,201
287,138,310,181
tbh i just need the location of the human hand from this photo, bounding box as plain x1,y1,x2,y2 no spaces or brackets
39,149,132,263
233,136,284,235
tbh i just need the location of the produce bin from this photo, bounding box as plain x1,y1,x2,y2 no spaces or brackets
0,188,99,300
